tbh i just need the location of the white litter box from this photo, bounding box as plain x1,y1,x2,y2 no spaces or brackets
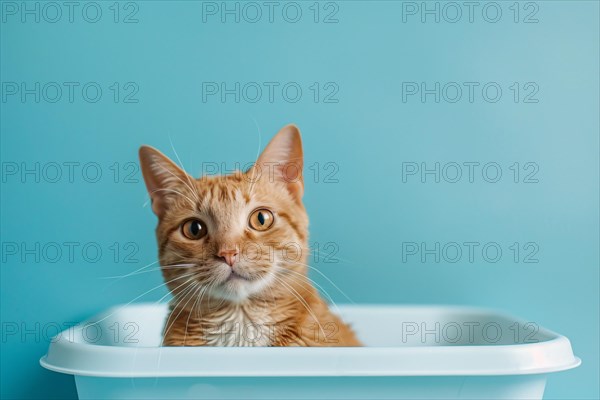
40,304,580,400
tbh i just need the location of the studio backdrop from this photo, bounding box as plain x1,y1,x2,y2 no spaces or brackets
1,1,598,399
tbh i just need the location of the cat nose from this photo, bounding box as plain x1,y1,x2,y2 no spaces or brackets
218,248,238,267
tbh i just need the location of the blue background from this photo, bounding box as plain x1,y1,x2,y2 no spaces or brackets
1,1,598,399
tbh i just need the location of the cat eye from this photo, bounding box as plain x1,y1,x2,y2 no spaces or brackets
249,209,274,231
181,219,208,240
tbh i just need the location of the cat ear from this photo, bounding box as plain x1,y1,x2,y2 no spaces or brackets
252,124,304,201
139,145,190,217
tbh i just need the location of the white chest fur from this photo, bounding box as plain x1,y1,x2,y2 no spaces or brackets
202,306,275,347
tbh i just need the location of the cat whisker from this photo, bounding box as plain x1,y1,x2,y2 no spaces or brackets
306,248,354,265
104,264,196,281
164,281,202,339
100,263,195,281
271,275,327,340
160,264,198,271
167,136,203,203
183,284,205,343
283,273,342,318
247,116,262,198
281,260,355,304
99,267,162,280
182,284,204,322
161,247,191,261
148,188,197,209
267,275,278,305
194,283,210,319
91,272,200,327
211,279,229,312
157,281,201,371
276,267,342,316
98,260,159,281
156,163,200,204
152,272,202,308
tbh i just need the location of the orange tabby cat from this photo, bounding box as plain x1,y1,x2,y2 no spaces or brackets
139,125,361,346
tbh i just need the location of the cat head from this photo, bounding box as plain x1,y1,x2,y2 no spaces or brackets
139,125,309,303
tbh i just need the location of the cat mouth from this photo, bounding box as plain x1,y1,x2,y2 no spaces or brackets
225,270,251,282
